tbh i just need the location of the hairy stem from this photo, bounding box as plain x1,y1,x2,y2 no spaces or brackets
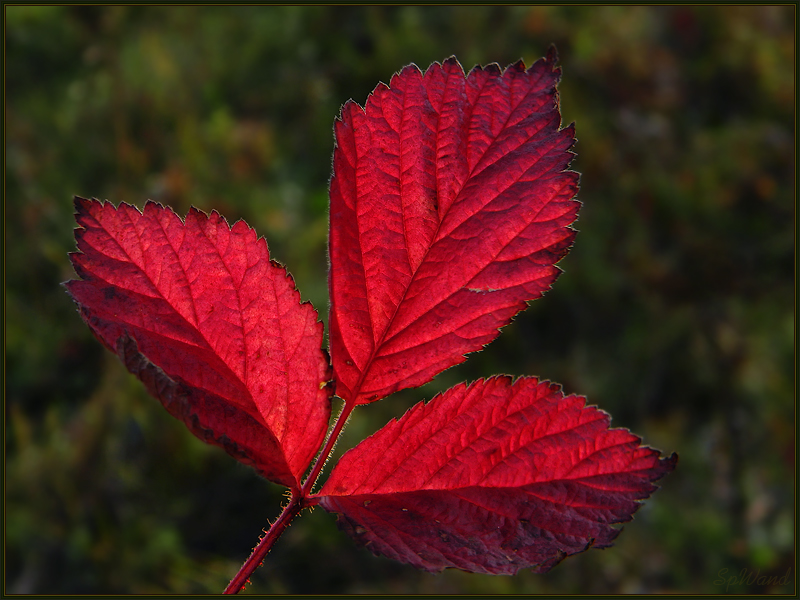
224,400,356,594
301,400,356,497
223,493,303,594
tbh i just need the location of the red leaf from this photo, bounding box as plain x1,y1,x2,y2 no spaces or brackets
64,197,331,490
316,376,677,574
329,50,580,404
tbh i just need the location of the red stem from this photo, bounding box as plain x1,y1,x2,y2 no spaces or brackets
301,400,355,497
223,400,356,594
222,493,302,594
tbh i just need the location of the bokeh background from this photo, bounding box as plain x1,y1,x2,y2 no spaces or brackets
5,5,795,594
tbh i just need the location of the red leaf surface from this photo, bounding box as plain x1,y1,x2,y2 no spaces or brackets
329,50,580,404
65,197,331,490
316,376,677,574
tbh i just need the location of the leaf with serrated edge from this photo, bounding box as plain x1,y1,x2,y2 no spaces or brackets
317,376,677,574
329,49,580,404
65,197,331,490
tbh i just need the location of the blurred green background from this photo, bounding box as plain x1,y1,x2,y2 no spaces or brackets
5,5,795,594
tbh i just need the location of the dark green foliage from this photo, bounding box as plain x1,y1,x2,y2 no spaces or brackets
6,5,794,593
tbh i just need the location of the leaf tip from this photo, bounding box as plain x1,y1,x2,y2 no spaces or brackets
662,451,679,473
545,44,559,66
73,194,92,209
